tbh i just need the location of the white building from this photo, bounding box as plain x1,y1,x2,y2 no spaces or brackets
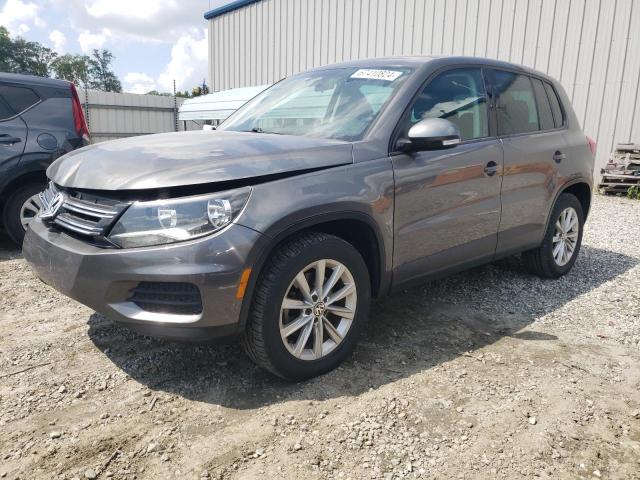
205,0,640,175
178,84,269,128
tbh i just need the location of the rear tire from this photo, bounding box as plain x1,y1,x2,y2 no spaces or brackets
2,182,45,246
522,193,584,279
241,231,370,380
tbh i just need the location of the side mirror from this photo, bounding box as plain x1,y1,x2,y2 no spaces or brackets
398,118,461,152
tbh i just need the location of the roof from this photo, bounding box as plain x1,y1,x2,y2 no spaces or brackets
0,72,71,88
306,55,550,79
178,84,270,121
204,0,262,20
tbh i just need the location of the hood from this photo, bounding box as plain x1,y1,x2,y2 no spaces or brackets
48,130,353,190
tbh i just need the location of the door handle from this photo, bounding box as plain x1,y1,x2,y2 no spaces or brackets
0,135,22,144
553,151,566,163
484,160,498,176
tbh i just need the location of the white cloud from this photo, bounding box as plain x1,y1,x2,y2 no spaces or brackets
48,29,66,52
48,0,209,44
157,29,208,93
0,0,45,36
77,29,110,53
12,0,213,95
124,72,157,94
122,29,209,94
85,0,166,21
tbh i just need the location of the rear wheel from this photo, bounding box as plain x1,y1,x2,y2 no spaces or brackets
522,193,584,278
241,231,370,380
2,182,45,246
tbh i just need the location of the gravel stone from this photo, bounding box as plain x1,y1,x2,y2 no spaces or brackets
0,195,638,479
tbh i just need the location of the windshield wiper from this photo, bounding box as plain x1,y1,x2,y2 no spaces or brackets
244,127,284,135
237,126,284,134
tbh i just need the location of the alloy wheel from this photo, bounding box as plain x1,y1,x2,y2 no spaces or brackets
20,194,42,230
552,207,579,266
279,259,357,361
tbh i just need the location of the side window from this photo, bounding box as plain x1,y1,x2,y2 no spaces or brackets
408,68,489,141
531,78,554,130
0,96,15,121
0,85,40,115
490,70,539,135
544,82,565,128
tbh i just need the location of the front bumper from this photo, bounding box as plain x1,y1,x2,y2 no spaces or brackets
23,217,262,341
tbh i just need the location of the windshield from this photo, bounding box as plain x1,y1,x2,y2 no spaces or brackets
219,67,413,141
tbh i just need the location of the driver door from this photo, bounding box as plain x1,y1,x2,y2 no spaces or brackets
391,67,503,286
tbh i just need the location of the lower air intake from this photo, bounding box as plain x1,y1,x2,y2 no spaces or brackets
128,282,202,315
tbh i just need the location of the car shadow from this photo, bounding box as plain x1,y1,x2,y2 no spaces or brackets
87,245,638,410
0,233,20,262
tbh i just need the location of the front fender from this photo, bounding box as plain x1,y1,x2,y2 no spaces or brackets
235,159,395,329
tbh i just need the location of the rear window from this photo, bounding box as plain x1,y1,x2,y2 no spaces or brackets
531,78,554,130
490,70,539,135
544,82,565,128
0,85,40,115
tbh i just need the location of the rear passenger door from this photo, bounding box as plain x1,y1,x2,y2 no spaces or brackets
0,89,28,174
487,69,566,256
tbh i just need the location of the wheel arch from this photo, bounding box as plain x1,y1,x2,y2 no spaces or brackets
540,178,591,242
0,170,47,215
237,211,389,331
560,181,592,219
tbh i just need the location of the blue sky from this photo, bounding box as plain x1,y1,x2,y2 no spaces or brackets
0,0,229,93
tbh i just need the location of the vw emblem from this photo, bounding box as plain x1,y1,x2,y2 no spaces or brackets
39,192,65,220
312,302,326,317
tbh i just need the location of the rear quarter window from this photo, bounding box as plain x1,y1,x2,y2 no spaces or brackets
0,85,40,115
544,82,565,128
531,78,555,130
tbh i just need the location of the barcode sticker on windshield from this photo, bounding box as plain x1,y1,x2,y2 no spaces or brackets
350,69,403,81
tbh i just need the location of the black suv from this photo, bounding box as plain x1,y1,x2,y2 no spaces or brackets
0,73,89,245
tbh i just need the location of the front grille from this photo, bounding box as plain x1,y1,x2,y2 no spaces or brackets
39,183,128,239
128,282,203,315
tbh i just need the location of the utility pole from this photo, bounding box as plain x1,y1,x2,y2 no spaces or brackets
173,79,178,132
83,82,90,134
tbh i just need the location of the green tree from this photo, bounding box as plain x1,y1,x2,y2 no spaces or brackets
191,83,209,97
51,54,89,85
87,49,122,92
0,27,12,72
0,28,123,92
146,90,173,97
0,26,56,76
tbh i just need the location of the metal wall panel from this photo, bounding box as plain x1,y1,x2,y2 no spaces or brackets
208,0,640,175
78,90,185,143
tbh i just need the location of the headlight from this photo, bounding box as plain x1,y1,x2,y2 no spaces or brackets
108,187,251,248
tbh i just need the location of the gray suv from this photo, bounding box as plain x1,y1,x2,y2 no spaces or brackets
23,57,595,380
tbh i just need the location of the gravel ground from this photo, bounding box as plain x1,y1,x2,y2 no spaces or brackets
0,194,639,480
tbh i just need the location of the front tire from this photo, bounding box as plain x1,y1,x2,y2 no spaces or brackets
522,193,584,278
2,182,45,246
241,231,370,380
